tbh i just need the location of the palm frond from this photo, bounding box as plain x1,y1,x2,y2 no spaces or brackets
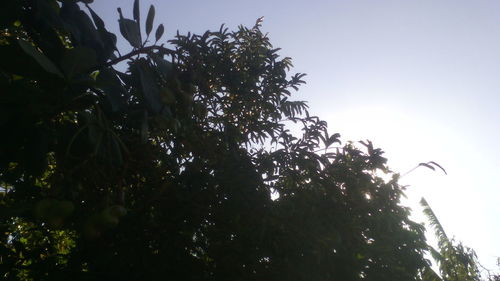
420,197,483,281
420,197,450,250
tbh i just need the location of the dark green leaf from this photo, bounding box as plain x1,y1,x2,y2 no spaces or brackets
86,5,117,62
61,3,104,53
60,3,84,43
34,0,63,28
155,24,165,42
61,47,97,78
146,5,155,36
118,8,142,48
96,68,127,112
0,43,52,78
120,18,142,48
135,60,162,113
99,31,118,62
133,0,140,24
86,4,105,30
17,39,63,77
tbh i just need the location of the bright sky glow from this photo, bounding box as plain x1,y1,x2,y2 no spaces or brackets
92,0,500,270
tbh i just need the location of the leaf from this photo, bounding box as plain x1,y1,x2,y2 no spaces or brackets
0,43,49,78
86,5,117,62
96,68,127,112
34,0,63,28
327,133,341,147
136,60,162,113
428,161,447,175
60,47,97,78
61,3,102,49
17,39,63,77
133,0,140,24
146,5,155,36
59,4,81,41
99,31,118,62
155,24,165,42
121,18,142,48
86,4,105,30
418,163,435,172
117,8,142,48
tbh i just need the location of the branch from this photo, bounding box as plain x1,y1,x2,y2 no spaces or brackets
401,161,447,177
90,45,175,72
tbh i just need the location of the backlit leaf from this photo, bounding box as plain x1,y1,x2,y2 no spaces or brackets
118,8,142,48
133,0,140,24
155,24,165,42
146,5,155,36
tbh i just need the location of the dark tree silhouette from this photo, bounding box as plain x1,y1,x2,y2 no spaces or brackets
1,1,430,280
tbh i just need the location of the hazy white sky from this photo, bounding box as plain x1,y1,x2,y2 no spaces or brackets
91,0,500,270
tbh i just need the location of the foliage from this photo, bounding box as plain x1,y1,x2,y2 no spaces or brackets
420,198,482,281
1,0,431,280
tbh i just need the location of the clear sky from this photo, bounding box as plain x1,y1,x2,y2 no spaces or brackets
90,0,500,270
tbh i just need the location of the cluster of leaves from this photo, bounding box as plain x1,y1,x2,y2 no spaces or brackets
1,0,432,280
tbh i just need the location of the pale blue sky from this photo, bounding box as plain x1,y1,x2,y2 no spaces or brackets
91,0,500,270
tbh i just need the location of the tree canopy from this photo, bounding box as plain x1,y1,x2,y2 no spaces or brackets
0,1,434,280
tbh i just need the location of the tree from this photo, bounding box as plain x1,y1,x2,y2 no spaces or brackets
420,198,481,281
1,1,430,280
401,164,498,281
